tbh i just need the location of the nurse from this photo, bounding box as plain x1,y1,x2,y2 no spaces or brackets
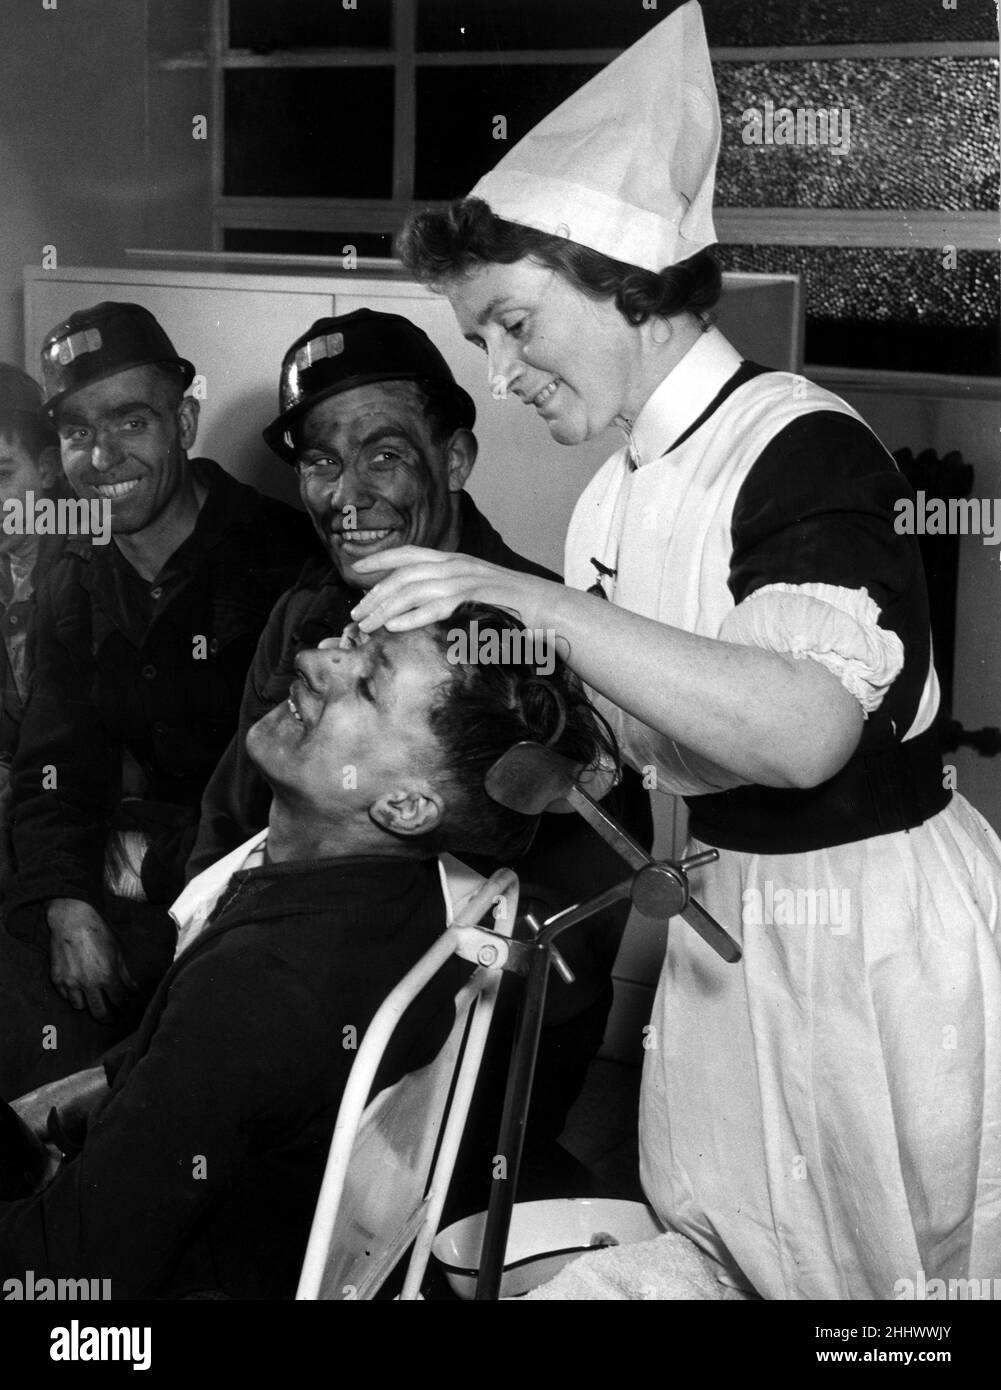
351,2,1001,1299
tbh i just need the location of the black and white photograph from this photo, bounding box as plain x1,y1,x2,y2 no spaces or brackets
0,0,998,1361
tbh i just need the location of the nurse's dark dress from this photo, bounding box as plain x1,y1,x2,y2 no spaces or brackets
565,326,1001,1299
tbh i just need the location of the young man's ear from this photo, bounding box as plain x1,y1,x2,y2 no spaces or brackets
176,394,200,452
369,786,444,839
36,445,62,491
444,428,477,493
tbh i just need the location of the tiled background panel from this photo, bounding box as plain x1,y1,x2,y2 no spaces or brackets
716,245,1000,374
715,57,999,211
701,0,998,47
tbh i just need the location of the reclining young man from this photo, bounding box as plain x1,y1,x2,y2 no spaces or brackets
187,309,653,1200
0,604,616,1300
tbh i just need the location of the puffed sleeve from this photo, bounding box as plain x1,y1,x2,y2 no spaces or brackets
721,409,933,747
718,582,903,716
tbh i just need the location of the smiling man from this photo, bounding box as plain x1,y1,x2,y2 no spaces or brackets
1,607,614,1299
0,302,317,1096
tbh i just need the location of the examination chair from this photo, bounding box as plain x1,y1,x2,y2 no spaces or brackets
296,858,519,1301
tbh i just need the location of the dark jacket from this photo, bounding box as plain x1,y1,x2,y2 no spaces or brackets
0,532,68,764
6,459,319,938
0,531,68,895
0,854,457,1300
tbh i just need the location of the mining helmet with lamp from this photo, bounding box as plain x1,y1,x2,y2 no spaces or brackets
40,302,195,418
264,308,476,465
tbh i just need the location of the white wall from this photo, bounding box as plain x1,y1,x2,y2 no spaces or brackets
816,372,1001,836
0,2,145,363
0,0,212,368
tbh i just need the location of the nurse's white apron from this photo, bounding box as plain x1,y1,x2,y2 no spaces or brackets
565,329,1001,1299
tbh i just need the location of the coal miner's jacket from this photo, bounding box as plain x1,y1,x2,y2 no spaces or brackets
0,853,459,1299
0,531,68,766
4,459,318,940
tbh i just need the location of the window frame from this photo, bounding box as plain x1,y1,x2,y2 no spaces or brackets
144,0,997,258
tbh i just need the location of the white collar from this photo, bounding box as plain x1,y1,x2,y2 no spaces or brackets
173,842,468,959
171,828,270,958
630,327,744,467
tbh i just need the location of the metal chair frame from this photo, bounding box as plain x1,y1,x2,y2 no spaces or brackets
296,861,519,1301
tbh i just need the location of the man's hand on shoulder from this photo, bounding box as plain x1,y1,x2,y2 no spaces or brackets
46,898,137,1021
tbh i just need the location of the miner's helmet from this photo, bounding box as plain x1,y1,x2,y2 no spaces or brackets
263,308,476,465
39,302,196,418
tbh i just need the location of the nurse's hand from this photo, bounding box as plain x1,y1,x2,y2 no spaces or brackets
349,547,557,634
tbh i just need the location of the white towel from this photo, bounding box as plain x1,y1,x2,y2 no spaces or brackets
515,1233,750,1301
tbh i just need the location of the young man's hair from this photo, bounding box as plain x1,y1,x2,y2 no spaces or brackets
397,197,722,326
425,603,619,859
0,412,58,460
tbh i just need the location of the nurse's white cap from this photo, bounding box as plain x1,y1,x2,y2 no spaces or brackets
469,0,720,273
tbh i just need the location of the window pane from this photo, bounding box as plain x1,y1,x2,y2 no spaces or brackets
717,245,999,375
223,228,395,258
229,0,392,51
418,0,670,51
415,64,602,199
715,56,998,212
224,70,395,197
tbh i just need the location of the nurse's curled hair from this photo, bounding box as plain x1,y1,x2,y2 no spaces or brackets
397,196,722,326
425,602,619,858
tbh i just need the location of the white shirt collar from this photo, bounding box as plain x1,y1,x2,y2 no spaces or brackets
171,828,270,958
630,327,744,467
